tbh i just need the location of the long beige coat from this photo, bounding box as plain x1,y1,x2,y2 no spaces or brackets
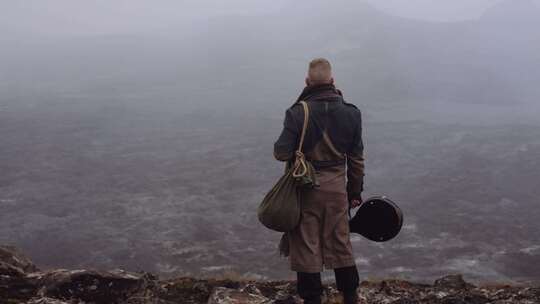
288,165,356,273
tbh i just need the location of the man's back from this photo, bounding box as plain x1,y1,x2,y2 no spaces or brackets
274,83,365,202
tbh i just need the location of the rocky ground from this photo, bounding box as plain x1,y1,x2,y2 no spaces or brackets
1,245,539,304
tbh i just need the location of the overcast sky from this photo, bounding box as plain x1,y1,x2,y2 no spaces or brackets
1,0,539,37
363,0,505,21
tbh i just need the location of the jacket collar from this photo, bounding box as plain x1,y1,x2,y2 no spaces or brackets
296,83,343,102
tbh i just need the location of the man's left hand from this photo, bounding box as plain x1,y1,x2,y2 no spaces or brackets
350,197,363,208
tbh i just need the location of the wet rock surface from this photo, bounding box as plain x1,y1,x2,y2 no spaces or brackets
1,246,539,304
34,269,147,303
0,246,40,302
0,246,39,274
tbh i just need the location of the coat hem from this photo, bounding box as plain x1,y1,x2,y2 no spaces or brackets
324,259,356,270
290,263,323,273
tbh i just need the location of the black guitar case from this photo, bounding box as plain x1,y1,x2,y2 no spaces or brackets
349,196,403,242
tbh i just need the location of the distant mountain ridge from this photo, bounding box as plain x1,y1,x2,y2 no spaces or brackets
2,0,539,106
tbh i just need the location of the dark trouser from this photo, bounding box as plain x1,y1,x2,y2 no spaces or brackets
297,265,359,304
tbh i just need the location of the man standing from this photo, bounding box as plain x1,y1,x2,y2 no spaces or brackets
274,58,365,304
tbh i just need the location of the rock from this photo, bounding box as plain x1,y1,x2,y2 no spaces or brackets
434,274,474,290
0,269,39,302
35,269,144,304
0,246,40,302
0,245,39,273
2,245,540,304
440,297,469,304
26,297,71,304
272,296,300,304
390,299,420,304
158,277,228,303
517,287,540,302
207,285,270,304
440,294,490,304
255,281,301,304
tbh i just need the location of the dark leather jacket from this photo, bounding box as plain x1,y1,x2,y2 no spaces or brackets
273,84,365,201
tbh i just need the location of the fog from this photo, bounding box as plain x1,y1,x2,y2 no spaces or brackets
1,0,539,283
365,0,508,21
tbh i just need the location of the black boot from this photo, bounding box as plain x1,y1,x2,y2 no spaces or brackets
303,296,322,304
334,266,360,304
297,272,323,304
343,291,359,304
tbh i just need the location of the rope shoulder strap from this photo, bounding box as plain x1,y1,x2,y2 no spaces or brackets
292,101,309,177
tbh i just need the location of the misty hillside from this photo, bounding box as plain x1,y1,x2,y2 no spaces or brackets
1,0,540,284
2,0,540,111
